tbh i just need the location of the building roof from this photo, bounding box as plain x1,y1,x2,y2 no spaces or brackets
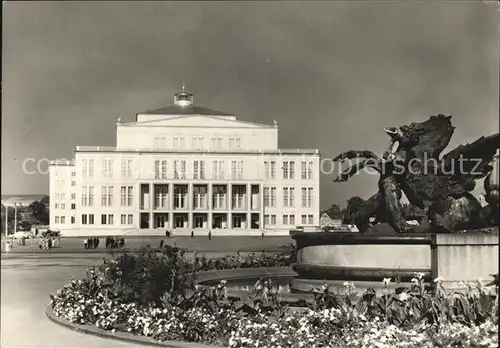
139,86,235,117
141,104,235,116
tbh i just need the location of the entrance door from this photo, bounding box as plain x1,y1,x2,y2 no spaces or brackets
155,214,167,228
175,215,185,228
233,215,242,228
213,216,222,229
194,216,204,228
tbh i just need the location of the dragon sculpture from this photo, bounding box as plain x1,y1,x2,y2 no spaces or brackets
333,114,499,233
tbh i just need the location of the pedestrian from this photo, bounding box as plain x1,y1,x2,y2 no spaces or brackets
160,240,164,248
84,238,88,249
191,230,194,238
208,230,212,240
120,237,125,248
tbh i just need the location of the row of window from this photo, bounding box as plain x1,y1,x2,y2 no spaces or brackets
75,185,314,208
54,213,314,226
153,136,242,150
81,185,134,207
264,214,314,226
264,187,314,208
79,159,314,180
80,214,134,225
54,203,76,210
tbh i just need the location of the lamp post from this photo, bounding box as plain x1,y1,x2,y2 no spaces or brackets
13,202,21,234
2,201,7,236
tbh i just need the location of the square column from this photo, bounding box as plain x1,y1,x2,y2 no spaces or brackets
150,183,154,228
169,183,174,230
260,183,265,230
188,183,193,229
208,184,213,228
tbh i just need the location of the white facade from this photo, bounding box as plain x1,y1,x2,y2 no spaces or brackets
50,88,320,235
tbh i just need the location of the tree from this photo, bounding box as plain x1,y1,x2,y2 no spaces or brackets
326,204,343,220
341,196,366,224
28,200,50,225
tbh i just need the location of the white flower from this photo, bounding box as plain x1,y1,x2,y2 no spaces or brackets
382,278,391,286
398,292,409,301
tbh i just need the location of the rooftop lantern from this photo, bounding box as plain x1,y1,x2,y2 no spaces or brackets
173,84,194,107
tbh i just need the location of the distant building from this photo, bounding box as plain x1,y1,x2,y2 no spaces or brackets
49,87,320,235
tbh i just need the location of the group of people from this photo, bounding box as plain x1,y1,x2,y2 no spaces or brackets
106,236,125,249
38,237,59,249
83,236,125,249
84,237,100,249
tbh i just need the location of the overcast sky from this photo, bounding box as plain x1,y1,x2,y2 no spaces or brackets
2,1,499,208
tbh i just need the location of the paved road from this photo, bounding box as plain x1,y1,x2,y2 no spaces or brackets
1,237,291,347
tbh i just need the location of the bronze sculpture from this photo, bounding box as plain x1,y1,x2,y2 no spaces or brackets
333,114,499,233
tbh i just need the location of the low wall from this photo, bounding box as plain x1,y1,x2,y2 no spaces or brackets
290,228,499,292
435,231,499,291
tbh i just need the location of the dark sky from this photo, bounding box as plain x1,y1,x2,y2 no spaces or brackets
2,1,499,208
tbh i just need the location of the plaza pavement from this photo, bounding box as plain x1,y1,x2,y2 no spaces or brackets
1,236,292,347
3,235,294,254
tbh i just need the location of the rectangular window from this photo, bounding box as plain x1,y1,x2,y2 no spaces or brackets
127,186,133,206
155,160,167,179
120,186,127,206
103,158,113,178
88,159,94,178
82,214,87,225
127,214,133,224
290,214,295,226
55,216,60,224
235,138,241,149
71,181,76,186
101,214,107,225
307,188,313,208
71,216,75,224
271,161,276,179
301,214,307,225
71,203,76,210
307,161,313,179
81,186,88,206
191,136,204,150
283,188,289,207
237,161,243,179
302,188,307,208
89,214,94,225
271,214,276,225
174,186,187,209
212,160,224,179
283,161,295,179
264,187,270,208
283,214,288,225
155,185,168,209
229,137,234,149
308,214,314,225
88,186,94,206
264,161,270,179
121,159,133,178
231,161,237,180
71,193,76,200
174,160,186,179
264,214,270,226
270,187,276,207
193,160,205,179
121,214,126,224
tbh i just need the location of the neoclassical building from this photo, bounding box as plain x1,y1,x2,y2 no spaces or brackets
49,87,320,235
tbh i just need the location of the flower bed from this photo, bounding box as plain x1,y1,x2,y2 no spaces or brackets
50,247,498,348
192,243,297,271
